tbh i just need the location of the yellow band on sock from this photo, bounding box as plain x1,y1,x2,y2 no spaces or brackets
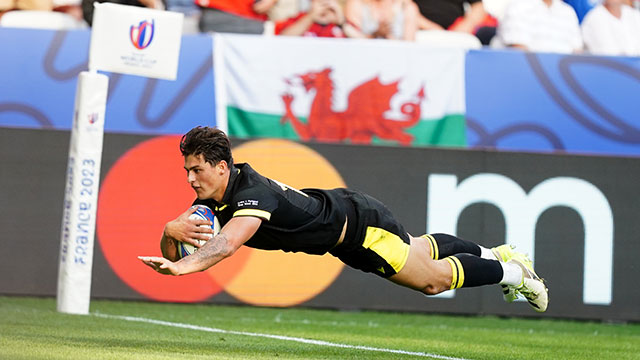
445,256,465,289
422,234,439,260
451,256,465,289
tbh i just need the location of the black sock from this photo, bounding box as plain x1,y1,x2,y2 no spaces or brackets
422,233,482,260
444,253,503,289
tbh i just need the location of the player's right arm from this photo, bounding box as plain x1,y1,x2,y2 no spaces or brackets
160,207,214,261
140,216,261,276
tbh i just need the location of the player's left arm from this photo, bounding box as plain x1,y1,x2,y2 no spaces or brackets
139,216,261,276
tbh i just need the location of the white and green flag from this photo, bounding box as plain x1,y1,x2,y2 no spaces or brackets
214,34,467,147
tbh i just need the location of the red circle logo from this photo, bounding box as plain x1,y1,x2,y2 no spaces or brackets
98,136,343,305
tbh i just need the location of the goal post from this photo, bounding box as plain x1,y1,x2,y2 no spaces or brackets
56,2,183,315
57,71,109,315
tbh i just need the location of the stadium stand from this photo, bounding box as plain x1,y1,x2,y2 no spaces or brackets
0,9,87,28
415,29,482,48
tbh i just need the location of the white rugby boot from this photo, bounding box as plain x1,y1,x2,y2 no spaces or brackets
508,252,549,313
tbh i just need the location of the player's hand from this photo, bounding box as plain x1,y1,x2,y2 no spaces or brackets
164,207,213,248
138,256,181,275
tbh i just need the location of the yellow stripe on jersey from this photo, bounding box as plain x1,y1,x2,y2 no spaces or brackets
233,209,271,221
362,226,410,273
215,204,228,212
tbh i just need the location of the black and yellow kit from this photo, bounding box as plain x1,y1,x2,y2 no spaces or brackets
194,163,411,278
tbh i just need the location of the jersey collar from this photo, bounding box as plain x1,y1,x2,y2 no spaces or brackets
219,163,241,206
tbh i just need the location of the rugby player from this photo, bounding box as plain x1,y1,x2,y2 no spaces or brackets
139,126,548,312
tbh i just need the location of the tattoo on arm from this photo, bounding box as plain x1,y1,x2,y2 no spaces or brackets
180,232,230,271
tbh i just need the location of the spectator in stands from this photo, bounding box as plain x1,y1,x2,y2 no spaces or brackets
0,0,87,28
267,0,300,22
1,0,53,15
165,0,200,33
581,0,640,56
196,0,276,34
412,0,497,44
344,0,420,40
82,0,164,26
53,0,84,23
492,0,583,53
276,0,357,37
563,0,597,23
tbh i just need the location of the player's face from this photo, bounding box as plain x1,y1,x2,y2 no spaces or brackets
184,154,229,202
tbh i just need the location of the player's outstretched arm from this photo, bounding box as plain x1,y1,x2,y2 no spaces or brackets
140,216,262,276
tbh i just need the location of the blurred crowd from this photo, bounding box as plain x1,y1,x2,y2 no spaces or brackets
1,0,639,56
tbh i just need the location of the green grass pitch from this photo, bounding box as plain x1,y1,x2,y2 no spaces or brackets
1,296,638,359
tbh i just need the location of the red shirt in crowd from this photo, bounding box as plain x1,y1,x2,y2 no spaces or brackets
195,0,267,21
275,13,346,38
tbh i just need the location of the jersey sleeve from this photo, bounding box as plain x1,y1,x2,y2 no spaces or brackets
230,187,278,221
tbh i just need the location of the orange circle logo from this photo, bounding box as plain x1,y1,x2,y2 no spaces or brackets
223,139,345,306
97,136,345,306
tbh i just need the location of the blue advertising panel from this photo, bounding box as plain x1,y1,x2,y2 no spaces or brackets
0,28,215,134
465,49,640,157
3,28,640,157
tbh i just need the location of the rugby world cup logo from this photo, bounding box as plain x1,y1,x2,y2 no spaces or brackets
129,19,155,50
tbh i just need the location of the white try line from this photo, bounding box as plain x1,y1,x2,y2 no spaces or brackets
94,313,471,360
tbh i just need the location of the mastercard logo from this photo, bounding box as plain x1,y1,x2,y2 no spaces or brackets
97,136,345,306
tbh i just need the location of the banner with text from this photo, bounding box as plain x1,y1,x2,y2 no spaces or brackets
214,34,467,147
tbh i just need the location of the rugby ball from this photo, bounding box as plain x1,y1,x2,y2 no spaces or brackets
178,205,220,259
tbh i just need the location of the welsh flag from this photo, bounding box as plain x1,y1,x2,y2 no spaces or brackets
214,34,466,147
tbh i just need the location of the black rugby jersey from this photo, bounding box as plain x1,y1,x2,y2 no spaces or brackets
194,163,348,255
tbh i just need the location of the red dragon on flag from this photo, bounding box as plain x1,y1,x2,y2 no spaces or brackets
280,68,426,145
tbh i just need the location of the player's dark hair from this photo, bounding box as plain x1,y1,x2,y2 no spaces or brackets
180,126,234,167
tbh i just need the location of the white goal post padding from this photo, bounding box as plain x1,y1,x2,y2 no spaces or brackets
57,71,109,315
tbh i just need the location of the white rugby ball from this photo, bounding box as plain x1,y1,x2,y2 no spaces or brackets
178,205,220,258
